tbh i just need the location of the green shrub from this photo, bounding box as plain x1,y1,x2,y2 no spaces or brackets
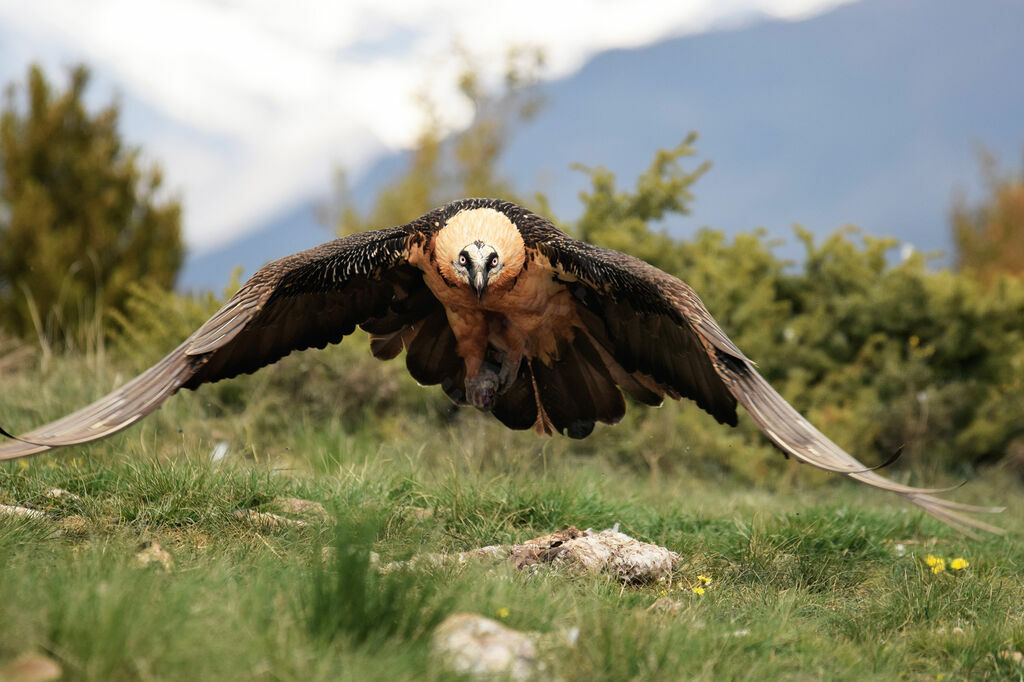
0,64,183,347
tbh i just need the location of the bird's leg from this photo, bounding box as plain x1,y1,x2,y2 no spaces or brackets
448,309,500,410
451,312,526,409
496,346,525,395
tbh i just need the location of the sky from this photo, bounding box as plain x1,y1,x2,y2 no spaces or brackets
0,0,855,253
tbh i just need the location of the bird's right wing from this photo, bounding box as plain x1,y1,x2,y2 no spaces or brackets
0,225,429,460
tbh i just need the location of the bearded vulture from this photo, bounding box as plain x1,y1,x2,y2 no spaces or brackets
0,198,1003,534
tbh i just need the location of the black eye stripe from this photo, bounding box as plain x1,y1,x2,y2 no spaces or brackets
457,251,499,269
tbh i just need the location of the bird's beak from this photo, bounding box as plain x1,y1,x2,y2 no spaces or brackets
472,269,487,301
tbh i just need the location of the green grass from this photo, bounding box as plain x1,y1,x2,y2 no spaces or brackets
1,350,1023,680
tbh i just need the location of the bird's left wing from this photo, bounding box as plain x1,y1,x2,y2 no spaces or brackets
529,230,1004,536
0,225,429,460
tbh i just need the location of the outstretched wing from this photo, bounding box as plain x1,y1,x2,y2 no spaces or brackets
526,227,1004,536
0,225,428,460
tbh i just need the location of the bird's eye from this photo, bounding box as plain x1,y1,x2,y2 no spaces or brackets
458,254,467,266
489,255,499,269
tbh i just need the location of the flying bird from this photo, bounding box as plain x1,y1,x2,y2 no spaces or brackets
0,198,1003,534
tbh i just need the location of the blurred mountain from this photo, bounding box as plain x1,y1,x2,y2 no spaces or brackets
177,153,406,292
179,0,1024,291
177,202,333,294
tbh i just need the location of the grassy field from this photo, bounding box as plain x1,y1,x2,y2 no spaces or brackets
1,348,1022,681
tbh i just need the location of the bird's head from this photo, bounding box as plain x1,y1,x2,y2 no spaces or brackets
452,240,503,300
435,207,525,301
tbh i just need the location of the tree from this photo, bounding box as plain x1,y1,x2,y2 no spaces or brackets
952,150,1024,283
0,64,183,345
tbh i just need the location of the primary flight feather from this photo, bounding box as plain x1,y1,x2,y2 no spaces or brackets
0,198,1004,535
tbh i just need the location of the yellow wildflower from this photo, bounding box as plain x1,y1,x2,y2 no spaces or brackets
496,607,509,619
697,575,712,585
931,558,946,574
692,586,705,595
950,558,969,571
924,555,941,567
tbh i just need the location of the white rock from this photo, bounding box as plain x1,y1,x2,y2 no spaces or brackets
545,530,680,583
433,613,541,681
46,488,81,502
380,526,680,585
135,541,175,571
0,505,46,520
234,509,307,529
267,497,328,520
0,652,62,682
210,441,229,463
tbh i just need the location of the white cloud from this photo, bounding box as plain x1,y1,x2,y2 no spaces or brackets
0,0,856,251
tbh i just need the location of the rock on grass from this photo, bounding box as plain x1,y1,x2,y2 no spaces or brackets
135,541,175,571
513,528,680,583
0,653,62,682
383,526,680,584
432,613,541,681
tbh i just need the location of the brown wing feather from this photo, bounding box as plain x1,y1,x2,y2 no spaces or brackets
491,362,539,431
530,332,626,439
528,226,1003,535
0,226,424,461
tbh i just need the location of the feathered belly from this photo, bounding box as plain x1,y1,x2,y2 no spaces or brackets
481,268,580,363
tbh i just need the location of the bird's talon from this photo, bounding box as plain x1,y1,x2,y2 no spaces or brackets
466,370,500,410
496,357,522,395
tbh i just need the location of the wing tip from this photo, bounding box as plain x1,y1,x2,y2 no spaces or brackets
910,496,1008,538
722,358,1006,536
0,425,54,460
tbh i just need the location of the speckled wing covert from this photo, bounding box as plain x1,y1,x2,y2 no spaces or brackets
0,224,430,460
528,230,1005,536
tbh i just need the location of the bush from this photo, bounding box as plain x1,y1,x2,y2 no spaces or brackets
0,64,183,346
571,145,1024,475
